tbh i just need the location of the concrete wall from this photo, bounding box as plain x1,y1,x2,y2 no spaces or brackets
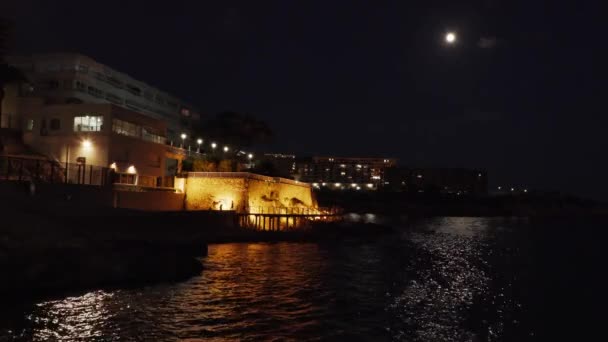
114,190,184,211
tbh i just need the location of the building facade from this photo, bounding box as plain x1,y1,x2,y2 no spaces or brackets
293,156,397,190
3,53,200,145
1,53,201,185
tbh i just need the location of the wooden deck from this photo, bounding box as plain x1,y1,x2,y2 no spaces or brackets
237,207,342,231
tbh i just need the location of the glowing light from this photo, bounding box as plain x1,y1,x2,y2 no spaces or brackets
109,162,117,170
211,142,217,149
524,189,528,193
127,165,136,174
82,139,92,149
351,183,357,188
223,146,229,152
197,138,203,145
417,174,422,178
180,133,187,140
511,187,515,192
445,32,456,43
367,183,373,188
356,186,361,190
248,153,253,159
334,183,341,187
321,183,327,186
498,186,502,190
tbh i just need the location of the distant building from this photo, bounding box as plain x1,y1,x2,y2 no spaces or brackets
293,156,397,190
1,53,202,185
384,167,488,195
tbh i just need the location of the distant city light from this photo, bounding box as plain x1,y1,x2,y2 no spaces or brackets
334,183,341,187
321,183,327,186
524,189,528,193
211,142,217,149
223,146,229,152
356,186,361,190
351,183,357,188
248,153,253,159
417,174,422,178
180,133,187,140
367,183,373,188
498,186,502,190
445,32,456,43
197,138,203,145
511,188,515,191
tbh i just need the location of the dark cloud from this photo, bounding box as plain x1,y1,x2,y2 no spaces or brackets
478,36,498,48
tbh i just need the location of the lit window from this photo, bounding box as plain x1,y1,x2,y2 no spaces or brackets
26,119,34,131
340,171,346,176
74,115,103,132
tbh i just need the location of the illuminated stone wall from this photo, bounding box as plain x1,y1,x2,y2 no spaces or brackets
182,173,316,213
184,176,247,211
247,178,315,213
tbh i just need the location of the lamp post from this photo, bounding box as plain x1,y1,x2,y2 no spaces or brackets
180,133,187,148
197,138,203,153
248,153,254,168
223,146,229,153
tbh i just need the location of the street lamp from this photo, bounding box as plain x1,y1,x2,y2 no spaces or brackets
223,146,229,152
211,142,217,150
197,138,203,152
180,133,187,148
248,153,253,160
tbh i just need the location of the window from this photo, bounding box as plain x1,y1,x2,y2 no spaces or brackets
106,76,123,88
112,118,140,138
142,128,165,144
49,80,59,89
87,86,104,98
75,81,86,91
105,93,123,105
26,119,34,131
125,84,141,96
74,115,103,132
76,64,88,73
46,64,60,72
50,119,61,130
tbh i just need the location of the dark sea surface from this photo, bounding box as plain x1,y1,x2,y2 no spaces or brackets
1,217,605,341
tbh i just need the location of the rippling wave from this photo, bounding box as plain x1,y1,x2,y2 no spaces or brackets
1,217,541,341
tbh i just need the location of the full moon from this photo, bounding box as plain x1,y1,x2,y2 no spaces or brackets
445,32,456,43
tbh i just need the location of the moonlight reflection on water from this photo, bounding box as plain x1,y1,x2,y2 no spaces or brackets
2,217,547,340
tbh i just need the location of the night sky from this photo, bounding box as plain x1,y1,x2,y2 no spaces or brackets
2,1,604,200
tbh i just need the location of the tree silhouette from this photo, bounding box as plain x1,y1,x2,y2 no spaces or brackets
199,111,273,153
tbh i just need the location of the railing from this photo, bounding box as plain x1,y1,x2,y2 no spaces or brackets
185,172,312,188
248,206,342,215
0,155,112,186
